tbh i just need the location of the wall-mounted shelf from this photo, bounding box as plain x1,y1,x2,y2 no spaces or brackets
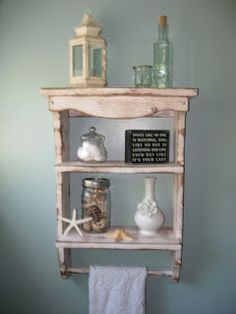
55,161,184,174
56,226,180,250
40,87,198,282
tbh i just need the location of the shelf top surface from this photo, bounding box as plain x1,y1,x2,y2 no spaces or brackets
55,161,184,174
40,87,199,98
56,226,181,250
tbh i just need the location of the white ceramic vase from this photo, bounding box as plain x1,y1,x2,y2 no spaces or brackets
135,176,165,235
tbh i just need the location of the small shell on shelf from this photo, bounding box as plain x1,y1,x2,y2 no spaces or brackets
106,228,133,241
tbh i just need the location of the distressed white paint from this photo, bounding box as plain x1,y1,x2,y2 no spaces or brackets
41,87,198,281
55,161,184,174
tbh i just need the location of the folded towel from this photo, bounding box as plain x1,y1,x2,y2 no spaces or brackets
89,266,147,314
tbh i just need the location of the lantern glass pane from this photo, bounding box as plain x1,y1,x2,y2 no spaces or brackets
90,46,102,77
73,44,83,77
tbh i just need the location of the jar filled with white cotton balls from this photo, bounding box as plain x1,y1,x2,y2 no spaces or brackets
77,127,107,162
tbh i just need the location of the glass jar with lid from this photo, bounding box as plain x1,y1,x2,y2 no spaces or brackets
81,177,110,233
77,127,107,162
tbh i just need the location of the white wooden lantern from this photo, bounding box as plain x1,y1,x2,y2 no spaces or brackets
69,11,107,87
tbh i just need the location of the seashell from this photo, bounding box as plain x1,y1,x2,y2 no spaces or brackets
91,223,103,232
87,205,102,222
82,201,96,208
96,218,107,230
106,228,132,241
83,222,92,231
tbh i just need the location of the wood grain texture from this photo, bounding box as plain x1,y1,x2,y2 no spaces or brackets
69,109,175,118
173,173,184,242
49,96,189,118
174,111,187,165
53,111,71,275
52,112,70,163
172,110,186,245
62,267,173,277
53,111,70,234
55,161,184,174
58,248,71,279
40,87,198,97
41,87,198,281
171,249,182,282
56,226,181,250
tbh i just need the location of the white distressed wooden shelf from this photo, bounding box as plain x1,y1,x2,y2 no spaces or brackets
55,161,184,174
56,226,181,250
40,87,198,97
40,87,198,282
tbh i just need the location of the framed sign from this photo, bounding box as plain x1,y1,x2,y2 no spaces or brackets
125,129,169,164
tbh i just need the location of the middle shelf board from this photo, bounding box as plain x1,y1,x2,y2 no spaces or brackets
56,226,181,250
55,161,184,174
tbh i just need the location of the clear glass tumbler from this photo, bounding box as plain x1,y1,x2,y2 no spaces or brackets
133,65,153,87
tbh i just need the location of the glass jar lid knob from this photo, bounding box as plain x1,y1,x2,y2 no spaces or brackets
89,126,96,133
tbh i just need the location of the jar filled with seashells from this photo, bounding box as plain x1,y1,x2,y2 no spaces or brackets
81,177,110,233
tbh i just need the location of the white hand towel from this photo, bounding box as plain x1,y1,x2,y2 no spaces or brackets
89,266,147,314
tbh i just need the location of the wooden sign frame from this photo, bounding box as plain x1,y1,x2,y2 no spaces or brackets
125,129,169,164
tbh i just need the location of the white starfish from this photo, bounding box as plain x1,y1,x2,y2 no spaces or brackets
57,209,93,236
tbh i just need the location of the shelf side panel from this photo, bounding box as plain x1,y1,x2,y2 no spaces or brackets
53,111,70,163
173,173,184,242
171,249,182,283
53,111,71,275
174,111,187,165
173,110,186,243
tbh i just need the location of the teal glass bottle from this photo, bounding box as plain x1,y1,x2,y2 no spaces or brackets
153,16,173,88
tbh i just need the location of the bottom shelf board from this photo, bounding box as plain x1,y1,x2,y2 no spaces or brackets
56,226,181,250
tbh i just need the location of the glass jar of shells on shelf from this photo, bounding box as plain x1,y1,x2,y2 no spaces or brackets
81,177,110,233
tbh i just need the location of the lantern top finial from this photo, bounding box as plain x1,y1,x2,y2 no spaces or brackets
74,10,102,37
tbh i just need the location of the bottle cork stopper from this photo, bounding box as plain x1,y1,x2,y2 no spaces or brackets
159,16,167,27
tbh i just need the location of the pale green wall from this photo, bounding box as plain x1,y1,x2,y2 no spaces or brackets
1,0,236,313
